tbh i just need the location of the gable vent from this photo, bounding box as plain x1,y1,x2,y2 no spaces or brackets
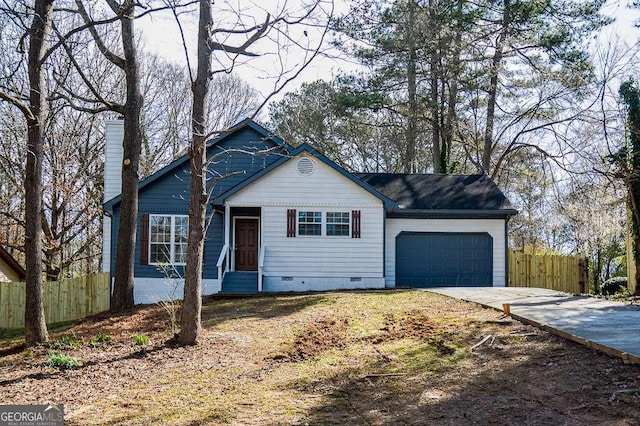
296,157,315,176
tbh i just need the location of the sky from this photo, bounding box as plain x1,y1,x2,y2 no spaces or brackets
137,0,350,113
137,0,640,114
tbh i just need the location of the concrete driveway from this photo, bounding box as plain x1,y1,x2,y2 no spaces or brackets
427,287,640,364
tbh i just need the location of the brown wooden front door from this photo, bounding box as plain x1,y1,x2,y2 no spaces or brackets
235,218,259,271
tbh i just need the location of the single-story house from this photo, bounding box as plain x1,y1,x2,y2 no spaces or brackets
103,119,517,304
0,245,26,282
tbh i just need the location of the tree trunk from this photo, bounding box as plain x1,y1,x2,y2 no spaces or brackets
179,0,214,345
427,0,443,174
441,0,464,173
111,1,143,312
404,0,418,174
482,0,510,175
24,0,54,346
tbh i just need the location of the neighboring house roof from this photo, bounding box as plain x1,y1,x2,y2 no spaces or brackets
0,245,26,280
356,173,517,217
212,143,398,208
104,118,289,212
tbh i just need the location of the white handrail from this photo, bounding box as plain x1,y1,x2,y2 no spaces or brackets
258,245,266,292
217,244,229,285
216,243,229,267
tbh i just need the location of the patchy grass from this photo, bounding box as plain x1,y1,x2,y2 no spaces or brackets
1,290,639,425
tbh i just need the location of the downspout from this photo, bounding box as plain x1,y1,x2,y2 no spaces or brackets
383,207,387,286
505,216,510,287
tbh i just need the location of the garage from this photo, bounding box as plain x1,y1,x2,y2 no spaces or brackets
395,232,493,287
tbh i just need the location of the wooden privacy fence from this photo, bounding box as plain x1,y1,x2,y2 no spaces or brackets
0,272,110,329
508,250,587,294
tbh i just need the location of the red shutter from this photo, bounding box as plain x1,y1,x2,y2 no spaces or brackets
352,210,361,238
140,214,149,264
287,209,296,237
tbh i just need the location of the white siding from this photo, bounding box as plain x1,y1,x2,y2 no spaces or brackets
104,120,124,202
227,154,383,208
102,216,111,273
385,218,506,287
261,206,384,277
0,260,20,282
103,119,124,274
227,154,386,291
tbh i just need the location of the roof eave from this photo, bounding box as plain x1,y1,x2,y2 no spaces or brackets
388,208,518,219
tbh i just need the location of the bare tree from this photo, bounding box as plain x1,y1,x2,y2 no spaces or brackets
0,0,54,344
175,0,333,345
71,0,154,311
138,57,260,177
0,4,128,282
0,104,27,256
178,0,216,345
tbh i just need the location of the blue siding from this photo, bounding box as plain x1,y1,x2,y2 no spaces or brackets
110,126,284,279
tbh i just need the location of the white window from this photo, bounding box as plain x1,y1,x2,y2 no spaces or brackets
326,212,350,236
298,211,322,236
150,215,188,264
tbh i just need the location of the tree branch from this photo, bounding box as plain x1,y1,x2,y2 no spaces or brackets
75,0,126,69
0,90,34,121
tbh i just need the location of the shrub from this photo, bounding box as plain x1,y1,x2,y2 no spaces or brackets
90,332,113,346
46,352,81,369
600,277,627,295
51,333,83,349
133,334,149,347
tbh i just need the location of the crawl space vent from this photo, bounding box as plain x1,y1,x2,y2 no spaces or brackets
296,157,315,176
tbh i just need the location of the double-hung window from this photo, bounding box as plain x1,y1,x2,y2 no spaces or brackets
298,211,322,236
150,215,188,264
287,210,360,238
326,212,350,236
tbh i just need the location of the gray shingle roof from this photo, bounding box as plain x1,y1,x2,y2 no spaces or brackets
355,173,514,212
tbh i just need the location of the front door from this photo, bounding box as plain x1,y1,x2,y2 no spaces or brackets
235,218,259,271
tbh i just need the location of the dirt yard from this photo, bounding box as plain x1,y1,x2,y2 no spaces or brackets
1,290,639,425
